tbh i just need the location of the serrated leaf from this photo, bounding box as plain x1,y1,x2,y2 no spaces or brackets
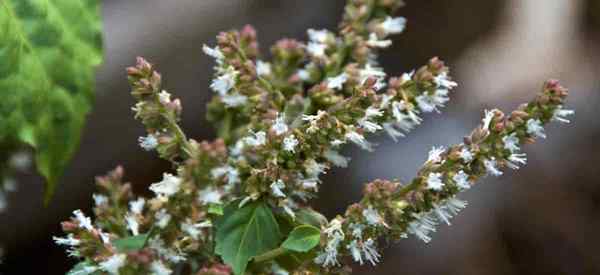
281,225,321,252
112,233,150,253
215,201,282,275
0,0,103,203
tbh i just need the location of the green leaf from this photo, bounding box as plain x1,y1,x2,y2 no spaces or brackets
281,225,321,252
215,201,282,275
208,203,224,216
112,233,150,253
295,208,328,228
0,0,103,203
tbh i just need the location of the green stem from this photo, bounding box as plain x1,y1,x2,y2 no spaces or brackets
253,247,288,263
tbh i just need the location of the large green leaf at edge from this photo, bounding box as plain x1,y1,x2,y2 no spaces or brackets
0,0,103,203
215,201,282,275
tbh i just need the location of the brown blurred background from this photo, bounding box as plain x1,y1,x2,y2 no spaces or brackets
1,0,599,274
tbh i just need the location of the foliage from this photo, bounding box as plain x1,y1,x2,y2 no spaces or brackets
0,0,103,203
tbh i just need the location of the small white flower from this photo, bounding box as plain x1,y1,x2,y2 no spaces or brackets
73,209,93,231
302,110,327,133
358,117,382,133
150,173,182,198
222,93,248,108
484,158,503,176
297,69,310,81
149,238,187,264
382,123,404,142
53,234,80,247
256,60,272,76
315,231,343,267
502,133,520,153
327,72,348,90
242,131,267,147
407,213,437,243
270,180,287,198
365,106,383,118
304,159,328,178
68,263,99,275
552,105,574,123
426,172,444,191
203,44,224,63
271,114,289,135
93,194,108,207
181,220,202,240
359,64,386,83
138,134,158,151
482,109,495,130
99,254,126,274
400,70,415,84
151,260,172,275
459,147,474,163
323,219,344,237
380,16,407,36
366,33,392,48
158,90,171,105
453,170,471,190
427,146,446,163
415,89,449,113
323,150,349,168
283,135,299,153
434,72,458,89
154,209,171,229
526,119,546,139
308,29,330,43
331,139,345,147
125,214,139,236
307,42,327,57
507,153,527,170
348,240,363,265
198,186,222,204
210,67,238,96
362,206,383,226
361,238,381,265
211,165,240,185
129,198,146,215
9,151,31,171
349,223,365,239
345,130,373,151
301,178,319,191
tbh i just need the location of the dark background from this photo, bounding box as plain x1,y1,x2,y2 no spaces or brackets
1,0,599,274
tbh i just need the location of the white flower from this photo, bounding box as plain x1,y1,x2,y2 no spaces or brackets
331,139,345,147
327,72,348,90
138,134,158,151
348,240,363,265
181,220,202,240
358,117,382,133
362,206,383,226
434,72,458,89
484,158,503,176
154,209,171,229
400,70,415,84
308,29,330,43
9,151,31,171
315,231,343,267
482,109,495,130
93,194,108,207
270,180,287,198
552,105,574,123
125,214,139,236
151,260,172,275
149,238,187,264
210,165,240,185
426,172,444,191
283,135,299,153
304,159,328,178
242,131,267,147
222,93,248,108
345,130,373,151
323,150,349,168
502,133,520,153
433,198,468,226
382,123,404,142
98,230,111,244
150,173,182,198
366,33,392,48
349,223,365,239
359,64,386,83
323,219,344,237
407,213,437,243
459,147,474,163
99,254,126,274
301,178,319,191
427,146,446,163
507,153,527,170
453,170,471,190
271,114,289,135
256,60,272,76
53,234,80,247
415,89,449,113
68,263,99,275
302,110,327,133
203,44,224,63
297,69,310,81
129,198,146,215
380,16,407,36
361,238,381,265
526,119,546,139
198,186,222,204
158,90,171,105
307,42,327,57
210,67,238,96
73,210,93,231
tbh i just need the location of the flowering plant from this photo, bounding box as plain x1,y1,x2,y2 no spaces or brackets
55,1,573,274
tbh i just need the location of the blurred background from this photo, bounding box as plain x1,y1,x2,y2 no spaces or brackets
1,0,599,274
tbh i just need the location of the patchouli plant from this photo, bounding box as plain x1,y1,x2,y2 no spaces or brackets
55,1,573,274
